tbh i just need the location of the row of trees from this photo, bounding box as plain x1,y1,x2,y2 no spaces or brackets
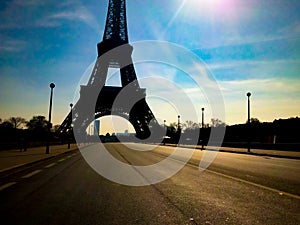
0,116,49,131
1,115,299,150
163,117,300,145
0,116,57,150
162,118,226,144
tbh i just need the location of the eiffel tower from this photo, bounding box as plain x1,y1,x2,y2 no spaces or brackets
58,0,160,140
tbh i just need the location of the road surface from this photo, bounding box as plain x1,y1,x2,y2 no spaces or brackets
0,143,299,224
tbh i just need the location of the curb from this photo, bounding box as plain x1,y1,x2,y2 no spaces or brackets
0,148,79,178
161,144,300,160
216,149,300,160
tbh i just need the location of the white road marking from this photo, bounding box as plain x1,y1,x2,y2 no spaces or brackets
58,158,66,162
67,155,72,158
44,163,56,168
204,169,300,200
0,182,17,191
22,170,42,178
153,150,300,200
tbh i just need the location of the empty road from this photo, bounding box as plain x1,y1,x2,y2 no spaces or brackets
1,143,299,224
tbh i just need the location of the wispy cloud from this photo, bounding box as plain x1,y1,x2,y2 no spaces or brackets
219,78,300,96
196,21,300,50
35,5,101,32
208,59,300,71
218,78,300,124
46,5,100,30
11,0,46,6
0,0,100,31
0,38,27,53
168,78,300,125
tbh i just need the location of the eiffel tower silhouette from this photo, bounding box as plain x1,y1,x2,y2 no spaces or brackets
58,0,160,140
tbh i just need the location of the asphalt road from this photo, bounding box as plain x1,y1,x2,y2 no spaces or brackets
0,143,299,225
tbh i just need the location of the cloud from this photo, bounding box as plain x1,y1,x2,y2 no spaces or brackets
36,4,101,31
0,0,100,31
11,0,46,6
208,59,300,71
157,78,300,125
220,27,300,48
50,8,95,25
220,78,300,96
218,78,300,124
0,38,27,53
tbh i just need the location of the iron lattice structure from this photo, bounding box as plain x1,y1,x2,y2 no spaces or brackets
58,0,160,140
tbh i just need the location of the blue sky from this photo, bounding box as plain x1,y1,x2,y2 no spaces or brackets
1,0,299,133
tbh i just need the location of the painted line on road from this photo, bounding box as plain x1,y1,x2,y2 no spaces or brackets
153,150,300,200
0,182,17,191
67,155,72,158
44,163,56,168
202,167,300,200
58,158,66,162
22,169,42,178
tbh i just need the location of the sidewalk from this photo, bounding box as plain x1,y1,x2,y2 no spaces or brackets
0,144,79,173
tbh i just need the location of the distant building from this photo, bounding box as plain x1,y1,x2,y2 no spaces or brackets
116,130,135,137
94,120,100,136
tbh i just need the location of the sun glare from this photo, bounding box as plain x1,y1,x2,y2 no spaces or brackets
182,0,236,18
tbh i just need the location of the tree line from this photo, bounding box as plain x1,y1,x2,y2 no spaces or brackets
0,116,59,150
163,117,300,149
0,115,299,150
0,116,49,130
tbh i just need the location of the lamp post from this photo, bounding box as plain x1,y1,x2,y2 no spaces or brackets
177,115,181,146
246,92,251,153
177,115,181,145
46,83,55,154
68,103,73,149
163,120,166,145
177,115,181,133
201,108,205,150
201,108,204,128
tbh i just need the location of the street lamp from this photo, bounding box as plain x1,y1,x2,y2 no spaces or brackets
163,120,166,145
46,82,55,154
177,115,181,133
201,108,205,150
247,92,251,124
177,115,181,146
246,92,251,152
68,103,73,149
69,103,73,127
201,108,205,128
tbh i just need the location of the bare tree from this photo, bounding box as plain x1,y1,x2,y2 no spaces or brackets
210,118,226,127
8,117,27,129
250,118,261,124
182,120,198,130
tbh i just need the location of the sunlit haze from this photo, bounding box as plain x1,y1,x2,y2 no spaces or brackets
0,0,299,135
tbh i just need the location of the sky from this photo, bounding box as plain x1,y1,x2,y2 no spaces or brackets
0,0,299,134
